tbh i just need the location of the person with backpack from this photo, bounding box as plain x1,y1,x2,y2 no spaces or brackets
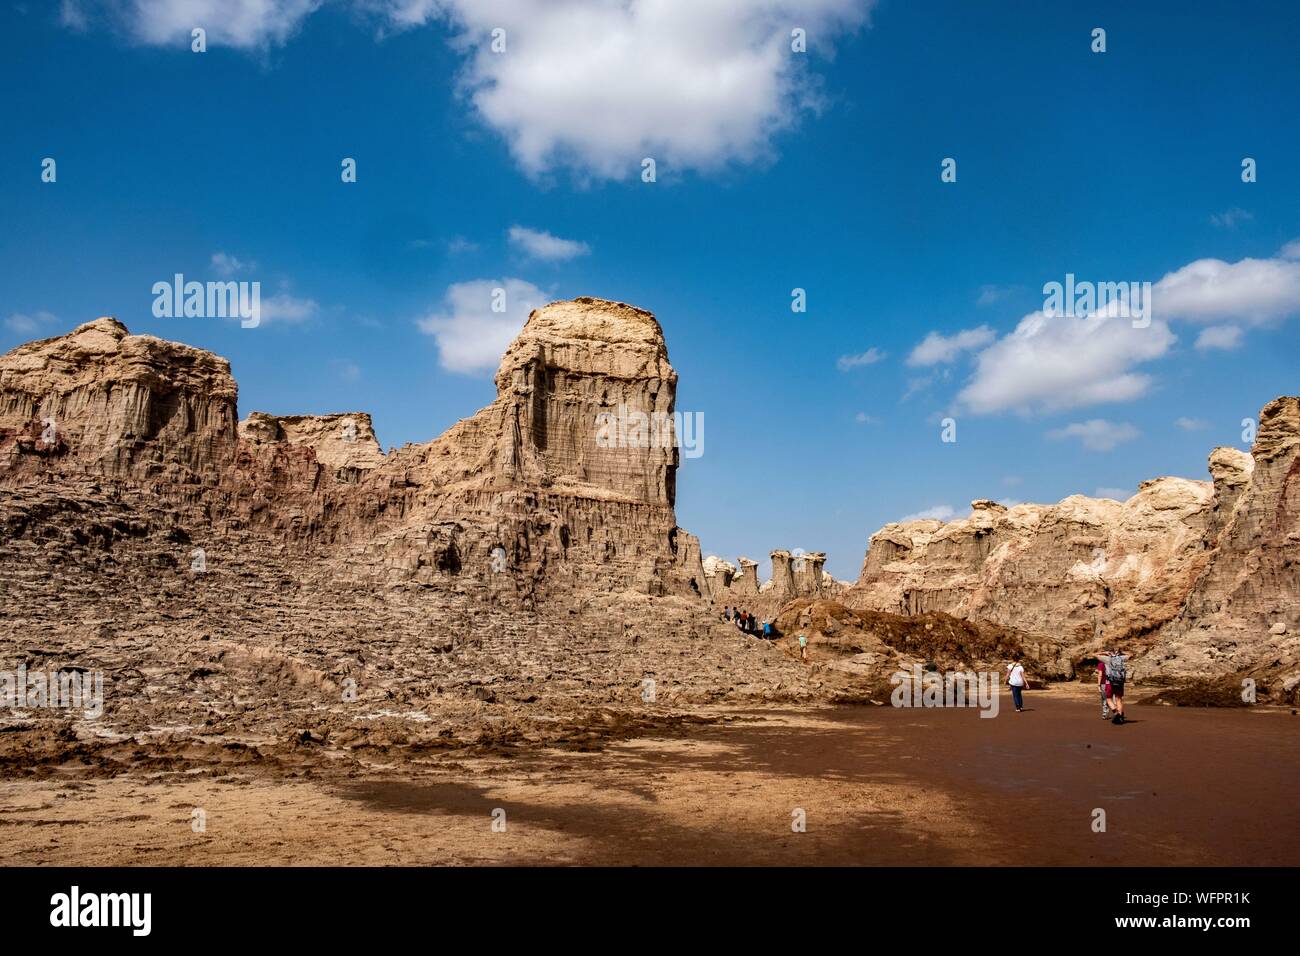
1097,656,1112,720
798,633,808,662
1103,649,1127,724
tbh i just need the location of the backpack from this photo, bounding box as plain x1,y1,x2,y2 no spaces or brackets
1104,655,1127,683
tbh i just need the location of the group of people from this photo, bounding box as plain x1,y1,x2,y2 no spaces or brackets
723,606,772,639
1005,648,1127,723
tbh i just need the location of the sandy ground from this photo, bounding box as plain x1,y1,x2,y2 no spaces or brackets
2,686,1296,866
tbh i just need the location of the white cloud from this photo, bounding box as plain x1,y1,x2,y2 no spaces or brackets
854,411,879,424
1046,419,1140,452
958,309,1176,415
81,0,322,49
210,251,252,276
1194,324,1243,351
508,225,590,262
1209,207,1253,230
69,2,872,178
1094,487,1131,500
257,293,319,325
898,504,956,523
956,248,1300,417
837,347,886,372
417,277,550,374
5,311,57,334
1154,254,1300,326
391,0,874,179
907,325,995,367
1174,417,1208,431
976,284,1016,307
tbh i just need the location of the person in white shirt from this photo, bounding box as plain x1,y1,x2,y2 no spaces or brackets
1006,661,1028,712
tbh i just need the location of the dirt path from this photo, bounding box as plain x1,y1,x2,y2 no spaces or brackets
2,689,1296,865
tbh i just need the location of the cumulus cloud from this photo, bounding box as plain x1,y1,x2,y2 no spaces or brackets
1174,417,1209,431
257,292,319,325
387,0,874,179
1194,324,1243,351
836,347,886,372
955,248,1300,416
898,504,956,523
1153,254,1300,326
1046,419,1140,452
68,0,322,49
957,309,1176,415
69,1,873,177
417,277,550,374
907,325,995,367
507,226,590,262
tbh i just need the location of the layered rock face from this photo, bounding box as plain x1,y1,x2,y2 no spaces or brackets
1,300,836,764
0,300,705,603
326,297,704,600
0,317,237,483
846,406,1299,686
1151,398,1300,683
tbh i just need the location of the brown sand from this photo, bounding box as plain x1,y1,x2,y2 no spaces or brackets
1,687,1295,866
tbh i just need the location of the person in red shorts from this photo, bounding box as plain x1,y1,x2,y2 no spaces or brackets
1097,657,1112,720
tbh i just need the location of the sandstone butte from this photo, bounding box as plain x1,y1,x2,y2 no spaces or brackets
0,298,1297,765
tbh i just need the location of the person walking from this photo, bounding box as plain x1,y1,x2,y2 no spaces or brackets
1102,648,1127,724
1097,656,1112,720
798,632,808,662
1006,660,1028,712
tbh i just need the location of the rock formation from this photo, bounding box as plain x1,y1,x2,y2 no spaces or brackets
845,404,1299,689
1,300,707,603
0,299,846,768
1149,398,1300,686
1,301,1295,744
703,548,838,621
0,317,238,483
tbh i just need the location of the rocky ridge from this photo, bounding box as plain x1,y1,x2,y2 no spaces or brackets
844,407,1298,690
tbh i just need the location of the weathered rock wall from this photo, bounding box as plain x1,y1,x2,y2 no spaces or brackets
1149,398,1300,684
0,299,706,604
846,404,1299,684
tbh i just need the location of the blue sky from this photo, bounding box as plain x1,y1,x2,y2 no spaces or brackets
2,0,1298,579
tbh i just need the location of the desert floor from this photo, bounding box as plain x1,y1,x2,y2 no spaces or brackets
2,686,1296,866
